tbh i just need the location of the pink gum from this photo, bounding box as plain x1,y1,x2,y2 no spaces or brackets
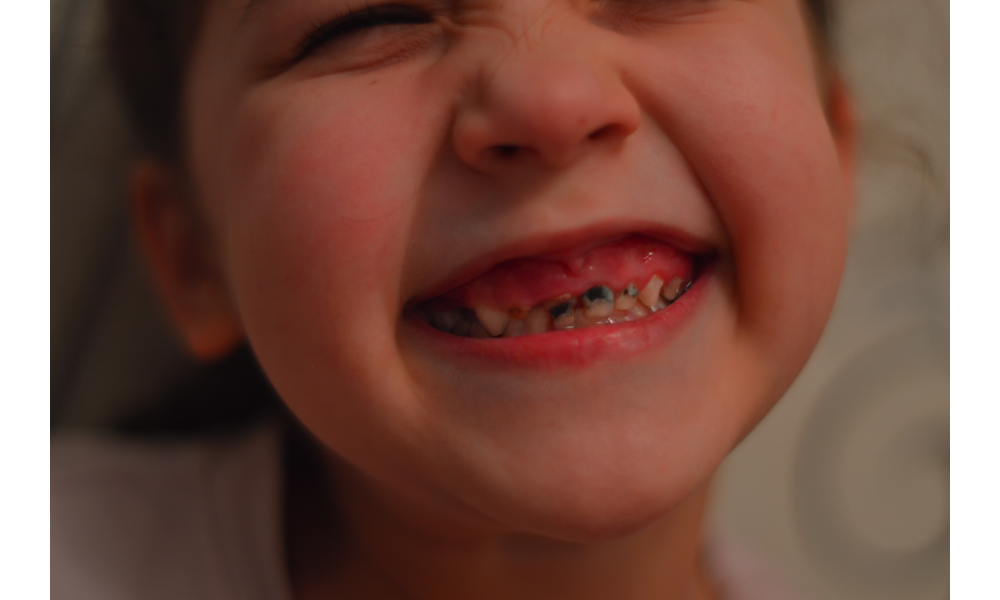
443,236,695,311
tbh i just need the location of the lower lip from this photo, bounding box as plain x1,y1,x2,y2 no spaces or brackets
404,262,713,370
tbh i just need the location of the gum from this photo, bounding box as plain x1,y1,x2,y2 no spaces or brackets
441,235,695,312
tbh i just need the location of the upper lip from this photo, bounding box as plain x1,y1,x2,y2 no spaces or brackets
405,220,717,308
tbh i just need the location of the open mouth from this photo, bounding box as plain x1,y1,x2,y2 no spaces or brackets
411,235,706,339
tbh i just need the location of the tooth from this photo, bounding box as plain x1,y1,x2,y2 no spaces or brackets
474,306,509,337
625,303,650,321
470,321,492,338
582,285,615,318
525,305,549,334
508,306,529,320
605,310,629,325
429,307,463,333
451,319,472,337
650,297,668,312
503,318,527,337
549,300,575,330
660,276,685,303
638,275,664,308
553,314,575,330
615,282,638,311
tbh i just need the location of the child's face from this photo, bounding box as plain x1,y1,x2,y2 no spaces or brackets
181,0,851,537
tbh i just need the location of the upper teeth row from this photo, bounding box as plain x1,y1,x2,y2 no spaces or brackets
424,275,691,338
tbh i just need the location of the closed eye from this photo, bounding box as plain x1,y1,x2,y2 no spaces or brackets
296,4,434,61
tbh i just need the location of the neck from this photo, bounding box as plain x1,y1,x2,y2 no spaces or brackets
285,435,717,600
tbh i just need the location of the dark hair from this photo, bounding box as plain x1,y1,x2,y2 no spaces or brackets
106,0,204,162
107,0,833,162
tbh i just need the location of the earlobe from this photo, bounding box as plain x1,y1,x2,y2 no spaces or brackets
131,160,244,361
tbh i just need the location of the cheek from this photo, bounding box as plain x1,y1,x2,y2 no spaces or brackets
213,77,442,398
240,76,442,265
632,27,849,378
199,77,461,480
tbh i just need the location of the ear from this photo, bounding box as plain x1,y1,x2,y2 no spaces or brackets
131,160,244,361
825,72,857,216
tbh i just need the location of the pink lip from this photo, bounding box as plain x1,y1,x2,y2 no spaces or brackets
404,261,714,370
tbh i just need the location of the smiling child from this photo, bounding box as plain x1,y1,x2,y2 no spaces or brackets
53,0,854,598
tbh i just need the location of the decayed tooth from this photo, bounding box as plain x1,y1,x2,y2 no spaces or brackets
576,307,615,328
549,300,575,330
660,276,685,303
638,274,664,308
525,306,549,334
582,285,615,318
615,282,638,311
474,305,509,337
503,318,527,337
508,306,529,320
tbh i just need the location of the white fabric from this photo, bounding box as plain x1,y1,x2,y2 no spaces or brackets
52,427,800,599
703,533,804,600
51,427,291,600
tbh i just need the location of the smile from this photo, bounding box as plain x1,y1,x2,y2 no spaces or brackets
409,234,708,341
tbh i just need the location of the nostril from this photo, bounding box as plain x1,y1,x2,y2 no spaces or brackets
493,145,521,158
588,124,619,141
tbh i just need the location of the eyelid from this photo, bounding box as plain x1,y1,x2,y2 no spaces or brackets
295,4,435,61
590,0,715,34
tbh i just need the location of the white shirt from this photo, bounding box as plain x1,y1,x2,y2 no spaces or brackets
52,426,800,600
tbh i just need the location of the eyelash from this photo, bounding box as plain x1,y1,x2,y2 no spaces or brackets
296,4,434,61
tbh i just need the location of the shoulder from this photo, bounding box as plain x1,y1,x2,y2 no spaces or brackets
51,426,291,600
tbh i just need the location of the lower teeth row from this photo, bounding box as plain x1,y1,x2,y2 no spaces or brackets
421,275,692,338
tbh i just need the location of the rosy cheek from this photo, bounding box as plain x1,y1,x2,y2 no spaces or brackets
217,79,437,328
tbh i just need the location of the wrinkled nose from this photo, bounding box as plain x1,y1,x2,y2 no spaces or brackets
453,56,641,173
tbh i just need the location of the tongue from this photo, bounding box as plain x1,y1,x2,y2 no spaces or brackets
443,236,695,311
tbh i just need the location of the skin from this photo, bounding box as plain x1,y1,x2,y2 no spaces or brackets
133,0,854,598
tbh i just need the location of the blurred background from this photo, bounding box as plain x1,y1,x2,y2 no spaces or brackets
51,0,949,598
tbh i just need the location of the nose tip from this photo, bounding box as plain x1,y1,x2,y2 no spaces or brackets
453,57,641,172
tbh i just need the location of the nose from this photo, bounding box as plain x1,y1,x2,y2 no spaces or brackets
453,55,641,173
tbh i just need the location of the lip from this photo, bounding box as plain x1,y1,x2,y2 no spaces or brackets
404,221,717,307
404,259,714,370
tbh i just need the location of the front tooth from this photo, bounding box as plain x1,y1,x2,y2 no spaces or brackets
638,275,664,308
525,306,549,334
660,276,685,303
474,306,509,337
615,282,638,311
502,318,527,337
582,285,615,318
